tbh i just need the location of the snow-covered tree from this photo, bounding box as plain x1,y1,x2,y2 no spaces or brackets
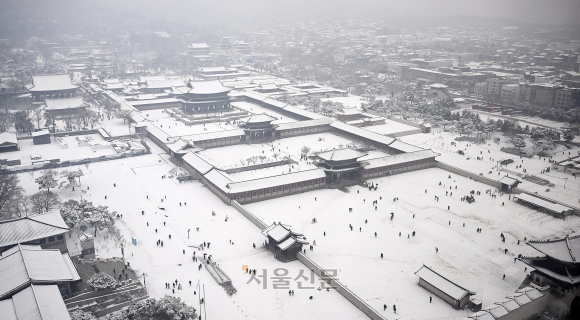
30,191,61,214
508,135,526,151
35,169,59,193
69,310,97,320
533,138,555,155
88,272,118,290
59,169,84,190
105,296,196,320
58,199,115,235
0,170,24,220
301,146,311,156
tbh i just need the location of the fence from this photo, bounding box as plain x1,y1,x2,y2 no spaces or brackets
297,253,387,320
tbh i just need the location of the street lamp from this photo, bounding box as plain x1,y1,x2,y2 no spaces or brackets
188,229,191,239
564,178,568,189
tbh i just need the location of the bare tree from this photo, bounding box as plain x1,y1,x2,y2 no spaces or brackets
30,191,61,214
0,110,13,133
0,170,24,219
32,108,44,129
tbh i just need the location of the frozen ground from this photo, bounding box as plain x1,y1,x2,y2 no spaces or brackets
2,133,116,166
16,141,366,320
140,109,237,137
232,101,297,125
198,132,364,173
245,167,580,319
364,119,419,135
401,130,580,208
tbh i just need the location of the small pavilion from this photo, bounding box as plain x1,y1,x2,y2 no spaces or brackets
240,113,277,142
261,222,308,262
314,148,368,183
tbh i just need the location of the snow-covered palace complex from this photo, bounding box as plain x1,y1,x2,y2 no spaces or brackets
110,86,439,204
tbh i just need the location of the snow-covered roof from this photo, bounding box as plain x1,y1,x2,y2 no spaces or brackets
146,79,184,89
516,286,543,300
0,211,70,248
262,98,287,109
275,118,334,131
316,148,367,162
495,299,519,311
282,105,327,120
182,152,214,175
181,129,246,143
331,121,396,146
187,80,231,94
484,304,508,318
204,169,233,192
190,43,210,49
0,299,17,320
262,223,291,242
498,176,520,186
526,233,580,263
128,98,181,106
31,130,50,137
337,107,362,115
0,132,17,145
30,74,77,92
467,311,495,320
44,97,84,111
388,140,425,153
514,193,572,215
227,169,326,194
246,113,277,124
278,237,297,250
415,265,471,301
9,284,71,320
365,150,440,169
0,244,80,299
242,91,268,102
506,292,532,305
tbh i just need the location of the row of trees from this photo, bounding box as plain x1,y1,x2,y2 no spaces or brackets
70,296,197,320
0,106,101,134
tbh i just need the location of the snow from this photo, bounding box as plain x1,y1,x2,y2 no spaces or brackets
244,167,580,319
321,95,367,108
14,141,366,320
232,101,296,124
1,134,116,166
364,119,419,135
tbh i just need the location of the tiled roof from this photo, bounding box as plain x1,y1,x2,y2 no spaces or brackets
30,74,77,92
10,284,71,320
0,244,80,299
527,233,580,263
0,211,70,248
316,148,367,162
415,264,471,301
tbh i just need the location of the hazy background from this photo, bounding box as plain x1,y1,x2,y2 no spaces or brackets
96,0,580,27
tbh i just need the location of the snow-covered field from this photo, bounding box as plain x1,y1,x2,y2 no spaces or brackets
16,141,366,320
231,101,297,125
401,130,580,208
198,132,358,172
245,167,580,319
364,119,419,135
2,133,116,166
